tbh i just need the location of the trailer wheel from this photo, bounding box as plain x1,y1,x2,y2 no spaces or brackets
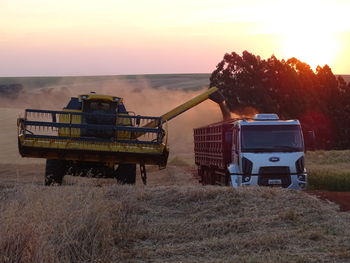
114,164,136,184
45,159,66,186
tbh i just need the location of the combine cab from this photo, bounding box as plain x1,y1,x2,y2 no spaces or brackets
17,88,221,185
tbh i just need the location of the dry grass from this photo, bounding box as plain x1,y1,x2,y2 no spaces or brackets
0,128,349,262
0,185,139,263
1,184,350,263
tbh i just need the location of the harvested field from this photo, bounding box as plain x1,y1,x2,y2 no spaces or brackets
1,162,350,262
1,184,350,263
1,75,350,262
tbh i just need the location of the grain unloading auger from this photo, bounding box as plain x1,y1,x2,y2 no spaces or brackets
17,87,223,185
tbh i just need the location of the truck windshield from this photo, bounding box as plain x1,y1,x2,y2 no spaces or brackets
241,125,304,152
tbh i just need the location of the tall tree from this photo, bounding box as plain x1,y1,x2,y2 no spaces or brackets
210,51,350,149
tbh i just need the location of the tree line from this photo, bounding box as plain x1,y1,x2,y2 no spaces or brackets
210,51,350,150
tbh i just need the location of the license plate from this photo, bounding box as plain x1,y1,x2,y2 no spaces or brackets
268,179,282,185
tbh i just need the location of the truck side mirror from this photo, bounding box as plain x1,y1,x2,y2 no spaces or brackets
306,130,316,151
233,129,239,154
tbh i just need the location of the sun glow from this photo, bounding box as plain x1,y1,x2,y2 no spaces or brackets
0,0,349,75
257,0,348,70
282,32,339,69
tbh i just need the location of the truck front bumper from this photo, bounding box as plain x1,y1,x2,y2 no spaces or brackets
230,173,307,190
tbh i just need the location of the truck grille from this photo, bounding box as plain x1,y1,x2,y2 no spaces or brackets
258,166,291,188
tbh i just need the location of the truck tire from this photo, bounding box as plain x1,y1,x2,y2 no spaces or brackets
202,168,209,185
45,159,66,186
114,164,136,184
202,167,215,185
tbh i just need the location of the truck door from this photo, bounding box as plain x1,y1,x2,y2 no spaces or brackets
224,130,233,164
232,127,239,166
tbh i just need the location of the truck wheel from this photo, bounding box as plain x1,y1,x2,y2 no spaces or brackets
202,168,215,185
114,164,136,184
202,168,209,185
45,159,66,186
198,167,204,184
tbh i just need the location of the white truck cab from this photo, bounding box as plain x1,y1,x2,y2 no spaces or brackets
228,114,307,190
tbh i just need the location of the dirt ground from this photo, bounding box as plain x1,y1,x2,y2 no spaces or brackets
307,191,350,212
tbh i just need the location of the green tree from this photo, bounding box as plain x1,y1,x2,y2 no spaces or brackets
210,51,349,149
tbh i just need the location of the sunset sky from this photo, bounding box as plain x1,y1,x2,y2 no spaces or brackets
1,0,349,76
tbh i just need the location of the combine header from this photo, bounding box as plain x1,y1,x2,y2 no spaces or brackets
17,87,222,185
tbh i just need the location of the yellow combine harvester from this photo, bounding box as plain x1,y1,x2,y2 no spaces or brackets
17,87,223,185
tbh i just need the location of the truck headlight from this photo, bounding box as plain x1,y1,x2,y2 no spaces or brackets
242,157,253,175
295,157,305,174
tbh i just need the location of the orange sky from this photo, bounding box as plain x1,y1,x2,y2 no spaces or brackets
0,0,349,76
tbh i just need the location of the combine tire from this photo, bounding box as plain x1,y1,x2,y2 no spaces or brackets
114,164,136,184
45,159,66,186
